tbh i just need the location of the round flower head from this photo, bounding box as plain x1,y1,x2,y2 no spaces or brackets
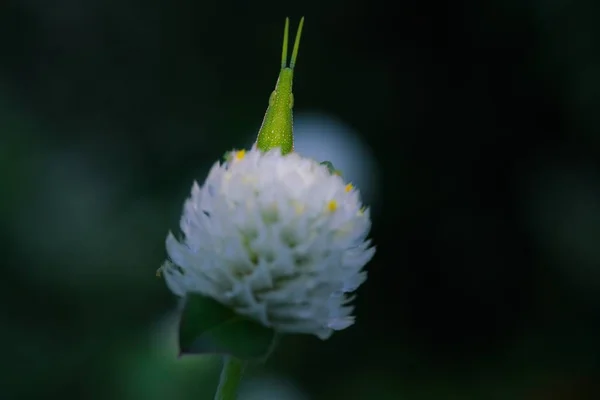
161,147,375,340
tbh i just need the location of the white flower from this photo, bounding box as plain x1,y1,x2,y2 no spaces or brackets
160,147,375,340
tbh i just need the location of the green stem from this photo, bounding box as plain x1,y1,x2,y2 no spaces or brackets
214,356,247,400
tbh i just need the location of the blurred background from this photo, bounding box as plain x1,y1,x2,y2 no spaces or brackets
1,0,599,399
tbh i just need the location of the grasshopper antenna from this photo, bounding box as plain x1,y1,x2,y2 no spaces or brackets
281,18,290,68
290,17,304,69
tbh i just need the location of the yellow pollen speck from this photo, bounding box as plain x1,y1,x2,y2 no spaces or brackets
156,268,162,277
294,202,305,214
334,170,342,176
345,183,353,192
327,200,338,212
357,206,366,216
235,150,246,160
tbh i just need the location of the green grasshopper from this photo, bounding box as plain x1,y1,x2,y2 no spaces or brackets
255,17,304,155
230,18,341,175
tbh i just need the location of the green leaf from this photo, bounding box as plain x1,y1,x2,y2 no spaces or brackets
179,294,277,361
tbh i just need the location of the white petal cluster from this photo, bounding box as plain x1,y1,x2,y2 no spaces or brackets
161,147,375,340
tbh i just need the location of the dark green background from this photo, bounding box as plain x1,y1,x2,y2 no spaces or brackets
1,0,599,399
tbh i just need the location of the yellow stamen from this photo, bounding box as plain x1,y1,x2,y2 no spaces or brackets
327,200,338,212
235,150,246,160
345,183,353,192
